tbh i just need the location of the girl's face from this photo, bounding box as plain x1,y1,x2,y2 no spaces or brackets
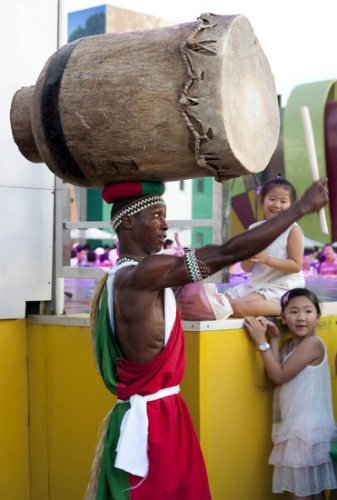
261,186,293,220
281,296,320,341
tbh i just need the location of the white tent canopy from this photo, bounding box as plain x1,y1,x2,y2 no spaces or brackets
71,227,114,240
303,236,324,248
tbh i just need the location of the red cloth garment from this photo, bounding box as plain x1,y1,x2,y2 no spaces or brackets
121,312,211,499
94,281,211,499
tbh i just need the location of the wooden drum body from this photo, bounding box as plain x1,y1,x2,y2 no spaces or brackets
10,13,280,188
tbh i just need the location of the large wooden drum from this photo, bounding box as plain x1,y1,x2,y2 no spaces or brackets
10,13,280,188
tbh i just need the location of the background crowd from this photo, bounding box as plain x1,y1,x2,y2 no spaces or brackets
70,241,119,268
302,244,337,277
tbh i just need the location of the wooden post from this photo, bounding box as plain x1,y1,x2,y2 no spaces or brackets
209,179,231,283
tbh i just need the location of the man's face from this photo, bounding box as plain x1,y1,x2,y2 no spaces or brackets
324,245,334,259
302,255,312,268
133,204,168,254
77,250,86,261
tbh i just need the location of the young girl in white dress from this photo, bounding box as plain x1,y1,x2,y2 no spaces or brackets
245,288,337,499
225,177,305,317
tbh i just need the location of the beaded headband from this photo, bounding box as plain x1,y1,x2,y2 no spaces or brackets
111,194,165,230
102,181,166,230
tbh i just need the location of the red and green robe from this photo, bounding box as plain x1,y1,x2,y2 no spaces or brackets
91,264,211,499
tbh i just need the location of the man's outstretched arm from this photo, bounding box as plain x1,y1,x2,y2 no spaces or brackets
196,177,328,274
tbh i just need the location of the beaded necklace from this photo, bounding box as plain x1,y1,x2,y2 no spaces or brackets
117,255,144,265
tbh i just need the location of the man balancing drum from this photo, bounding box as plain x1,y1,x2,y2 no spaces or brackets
7,9,329,498
86,178,328,500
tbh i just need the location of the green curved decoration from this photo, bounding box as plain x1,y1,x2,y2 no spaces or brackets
283,80,337,244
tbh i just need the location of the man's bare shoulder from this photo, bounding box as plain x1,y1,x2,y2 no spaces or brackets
114,255,189,292
114,263,159,292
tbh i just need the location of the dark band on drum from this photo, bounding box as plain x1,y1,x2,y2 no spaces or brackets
41,38,85,180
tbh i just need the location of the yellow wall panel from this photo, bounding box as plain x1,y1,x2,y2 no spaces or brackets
181,332,201,436
197,328,276,499
27,323,115,500
2,316,337,500
0,319,30,500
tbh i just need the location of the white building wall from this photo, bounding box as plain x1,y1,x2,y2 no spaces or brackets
164,179,192,248
0,1,57,318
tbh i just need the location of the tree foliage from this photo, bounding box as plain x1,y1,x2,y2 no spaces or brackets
68,12,106,43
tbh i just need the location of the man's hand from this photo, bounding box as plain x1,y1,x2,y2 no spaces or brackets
298,178,328,215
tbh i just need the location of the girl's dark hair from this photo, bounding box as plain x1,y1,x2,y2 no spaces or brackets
260,177,297,203
280,288,321,315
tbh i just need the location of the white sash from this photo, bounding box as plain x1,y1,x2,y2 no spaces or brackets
115,385,180,477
